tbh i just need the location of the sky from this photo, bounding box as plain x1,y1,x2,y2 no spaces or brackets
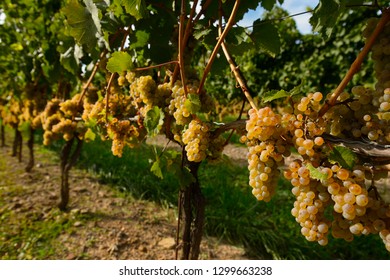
239,0,317,34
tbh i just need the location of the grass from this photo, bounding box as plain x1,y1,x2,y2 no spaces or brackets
0,182,76,260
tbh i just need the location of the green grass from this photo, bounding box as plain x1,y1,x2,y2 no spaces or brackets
72,136,390,260
0,200,75,259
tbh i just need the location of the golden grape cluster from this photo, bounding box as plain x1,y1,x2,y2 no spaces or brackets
4,98,22,129
168,80,194,125
82,84,145,157
182,119,209,162
116,72,219,162
242,107,286,202
39,95,86,145
240,18,390,251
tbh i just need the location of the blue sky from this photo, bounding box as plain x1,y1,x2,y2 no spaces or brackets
239,0,317,34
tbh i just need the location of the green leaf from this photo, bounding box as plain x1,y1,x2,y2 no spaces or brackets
262,81,302,103
62,0,100,50
250,21,280,57
328,146,357,170
309,0,343,39
151,158,163,179
261,0,277,11
193,24,213,40
262,89,288,103
306,163,328,181
121,0,147,20
60,45,83,75
84,0,102,34
185,94,201,114
129,30,150,49
144,106,164,137
10,43,23,51
84,128,96,142
106,51,133,73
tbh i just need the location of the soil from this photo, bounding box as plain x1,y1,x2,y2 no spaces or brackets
0,138,248,260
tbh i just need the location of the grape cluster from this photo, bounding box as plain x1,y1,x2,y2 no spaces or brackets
40,98,62,145
243,107,286,201
182,119,209,162
82,83,146,157
107,118,142,157
129,75,157,115
2,97,22,129
168,80,193,125
39,94,92,145
284,160,331,245
118,73,172,117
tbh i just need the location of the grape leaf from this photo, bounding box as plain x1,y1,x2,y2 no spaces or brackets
84,0,102,34
261,0,277,11
193,24,213,40
106,51,133,73
185,94,201,114
60,46,81,75
262,81,302,102
262,89,288,103
250,21,280,57
306,163,328,181
84,128,96,142
129,30,150,49
10,43,23,51
62,0,100,50
309,0,343,39
144,106,164,137
151,158,163,179
121,0,147,20
328,146,357,170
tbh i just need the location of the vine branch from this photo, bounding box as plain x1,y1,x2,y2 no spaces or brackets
318,7,390,117
77,50,108,107
217,1,257,111
198,0,241,94
178,0,188,96
323,133,390,164
134,61,179,72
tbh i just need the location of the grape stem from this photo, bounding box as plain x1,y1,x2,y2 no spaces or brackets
318,7,390,117
134,61,179,72
197,0,241,95
211,119,246,139
178,0,188,96
77,49,107,107
172,0,198,88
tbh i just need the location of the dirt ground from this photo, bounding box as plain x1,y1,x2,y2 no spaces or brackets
0,140,248,260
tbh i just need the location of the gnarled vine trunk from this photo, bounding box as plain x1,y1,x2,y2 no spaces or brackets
177,159,206,260
1,123,5,147
11,127,22,162
58,137,83,211
25,126,35,172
